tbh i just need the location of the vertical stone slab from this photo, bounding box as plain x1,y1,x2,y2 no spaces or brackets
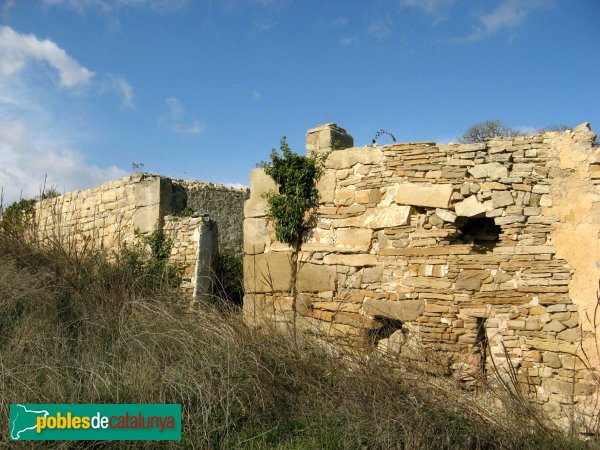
133,175,174,234
193,216,218,303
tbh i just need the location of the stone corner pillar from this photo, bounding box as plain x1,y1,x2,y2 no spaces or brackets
306,123,353,156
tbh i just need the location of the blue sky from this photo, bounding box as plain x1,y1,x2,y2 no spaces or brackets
0,0,598,203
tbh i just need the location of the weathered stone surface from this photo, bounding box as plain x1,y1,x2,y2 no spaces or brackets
335,228,373,251
244,252,291,293
403,277,452,289
243,218,267,254
455,270,490,291
468,163,508,180
434,208,457,223
322,254,378,266
297,263,336,292
324,147,383,169
335,189,355,206
542,351,562,368
245,168,278,218
306,123,353,155
542,320,566,333
491,190,514,208
454,195,493,217
317,169,336,203
364,205,413,228
362,299,425,321
556,327,581,342
394,182,453,208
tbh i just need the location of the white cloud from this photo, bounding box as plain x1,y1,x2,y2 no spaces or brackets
331,16,348,27
468,0,551,41
339,36,356,46
0,120,127,205
367,16,393,39
252,90,261,100
224,182,248,190
103,75,134,108
42,0,190,13
161,97,205,136
400,0,455,14
0,26,94,89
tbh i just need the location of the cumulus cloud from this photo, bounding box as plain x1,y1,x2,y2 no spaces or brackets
103,75,134,108
0,121,127,205
468,0,551,41
0,26,94,89
161,97,205,135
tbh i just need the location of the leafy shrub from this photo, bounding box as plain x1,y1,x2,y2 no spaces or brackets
259,137,323,246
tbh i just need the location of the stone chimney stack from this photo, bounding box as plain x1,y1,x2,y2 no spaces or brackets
306,123,353,155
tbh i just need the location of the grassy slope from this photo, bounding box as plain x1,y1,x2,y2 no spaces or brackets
0,228,586,449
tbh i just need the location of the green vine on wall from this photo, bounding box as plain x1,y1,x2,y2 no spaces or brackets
259,137,323,247
259,137,325,349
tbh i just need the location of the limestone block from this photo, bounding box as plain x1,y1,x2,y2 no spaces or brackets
317,169,336,203
324,147,383,170
322,254,378,267
306,123,353,155
556,327,581,342
355,189,382,205
335,189,355,206
394,182,453,208
434,208,457,223
333,312,382,330
362,299,425,321
403,277,452,289
491,191,514,208
133,204,161,234
297,263,336,292
244,218,268,254
494,215,526,225
468,163,508,180
455,270,490,291
335,228,373,251
454,195,493,217
361,265,383,283
245,169,278,218
362,205,412,229
243,252,292,293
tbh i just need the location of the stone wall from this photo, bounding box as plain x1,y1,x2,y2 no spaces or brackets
176,180,249,256
35,173,238,305
164,214,218,303
243,122,600,430
37,173,173,250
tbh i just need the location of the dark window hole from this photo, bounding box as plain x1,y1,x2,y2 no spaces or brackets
457,217,500,252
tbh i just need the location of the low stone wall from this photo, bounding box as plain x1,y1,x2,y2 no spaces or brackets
243,122,600,430
37,173,172,250
35,173,240,305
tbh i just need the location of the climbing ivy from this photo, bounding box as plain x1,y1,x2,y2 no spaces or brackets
259,137,323,247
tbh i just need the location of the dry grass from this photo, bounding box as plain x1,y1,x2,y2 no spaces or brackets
0,225,588,449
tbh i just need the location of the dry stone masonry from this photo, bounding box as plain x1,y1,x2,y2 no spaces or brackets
37,173,248,302
243,122,600,430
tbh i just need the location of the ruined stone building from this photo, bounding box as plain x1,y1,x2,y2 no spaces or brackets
243,122,600,429
36,174,248,300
